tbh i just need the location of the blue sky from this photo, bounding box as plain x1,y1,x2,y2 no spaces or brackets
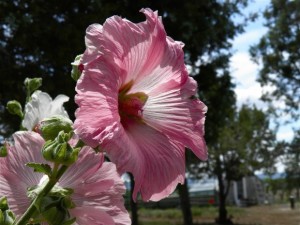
230,0,300,172
231,0,299,143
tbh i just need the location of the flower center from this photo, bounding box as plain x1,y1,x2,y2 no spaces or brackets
118,81,148,125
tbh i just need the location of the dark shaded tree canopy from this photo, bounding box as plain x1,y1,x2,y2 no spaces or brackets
0,0,249,138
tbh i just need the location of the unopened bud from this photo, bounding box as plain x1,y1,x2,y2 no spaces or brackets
36,115,73,141
24,77,42,94
6,100,23,118
42,131,79,165
71,54,83,81
0,142,9,157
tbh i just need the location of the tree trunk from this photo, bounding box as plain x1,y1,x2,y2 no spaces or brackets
129,173,139,225
178,179,193,225
216,172,229,224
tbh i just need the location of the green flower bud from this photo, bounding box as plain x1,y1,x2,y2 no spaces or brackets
24,77,42,94
36,115,73,141
0,142,9,157
0,197,9,211
6,100,23,118
71,54,83,81
42,131,79,165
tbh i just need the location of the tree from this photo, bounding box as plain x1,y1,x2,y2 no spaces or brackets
250,0,300,120
284,130,300,200
0,1,251,224
210,105,278,224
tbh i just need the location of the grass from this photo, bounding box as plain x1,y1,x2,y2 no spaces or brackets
137,204,300,225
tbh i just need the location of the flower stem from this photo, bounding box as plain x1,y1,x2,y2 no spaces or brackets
13,165,69,225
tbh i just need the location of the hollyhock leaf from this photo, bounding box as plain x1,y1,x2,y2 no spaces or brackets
26,163,52,176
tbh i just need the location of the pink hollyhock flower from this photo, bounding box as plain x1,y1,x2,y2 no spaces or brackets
0,131,130,225
74,8,207,201
22,90,70,131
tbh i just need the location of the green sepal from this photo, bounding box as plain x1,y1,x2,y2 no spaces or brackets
36,196,74,225
71,54,83,81
0,200,16,225
26,163,52,176
0,197,9,211
6,100,23,118
61,217,76,225
37,115,73,141
0,210,3,224
0,210,14,225
42,131,79,166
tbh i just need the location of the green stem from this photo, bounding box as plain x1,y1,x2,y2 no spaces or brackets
13,165,68,225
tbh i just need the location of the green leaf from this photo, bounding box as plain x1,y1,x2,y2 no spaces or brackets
61,217,76,225
26,163,52,176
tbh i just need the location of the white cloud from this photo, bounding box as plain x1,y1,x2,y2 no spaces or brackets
232,28,267,51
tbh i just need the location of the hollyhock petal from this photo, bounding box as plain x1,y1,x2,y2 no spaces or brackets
60,148,131,225
143,79,208,160
70,207,114,225
81,24,105,65
130,33,186,95
104,123,185,201
74,58,122,148
75,8,207,203
3,131,46,185
103,8,166,85
70,162,130,225
22,91,69,130
0,131,45,217
59,146,104,188
0,174,30,216
0,132,130,224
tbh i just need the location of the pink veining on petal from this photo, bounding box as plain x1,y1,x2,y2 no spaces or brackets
74,8,207,201
0,132,130,225
0,132,46,217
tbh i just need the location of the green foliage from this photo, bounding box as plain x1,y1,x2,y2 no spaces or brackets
0,197,15,225
284,130,300,191
42,131,79,166
26,163,52,176
0,0,248,138
250,0,300,119
38,115,73,141
204,105,279,222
